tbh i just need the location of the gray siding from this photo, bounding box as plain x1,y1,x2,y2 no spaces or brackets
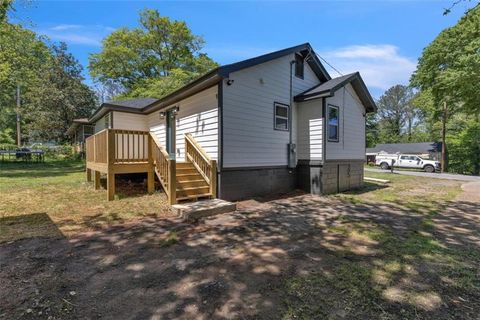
222,53,320,167
325,84,366,160
148,85,218,160
113,111,148,131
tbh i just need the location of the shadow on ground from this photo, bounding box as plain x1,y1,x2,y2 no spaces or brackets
1,194,479,319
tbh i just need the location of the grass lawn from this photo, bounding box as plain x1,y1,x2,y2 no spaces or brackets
0,160,171,242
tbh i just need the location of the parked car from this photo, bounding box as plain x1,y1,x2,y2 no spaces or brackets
375,154,441,173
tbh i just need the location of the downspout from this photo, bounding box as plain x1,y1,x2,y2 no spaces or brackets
288,60,296,169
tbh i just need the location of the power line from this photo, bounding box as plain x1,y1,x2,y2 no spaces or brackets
315,53,343,77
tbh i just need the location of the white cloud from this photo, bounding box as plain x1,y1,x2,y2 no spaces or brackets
319,44,417,92
39,24,114,47
50,24,83,31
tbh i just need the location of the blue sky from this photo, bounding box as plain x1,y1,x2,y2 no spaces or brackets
12,0,467,97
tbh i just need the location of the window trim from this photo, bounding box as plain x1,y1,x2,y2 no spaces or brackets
294,53,304,79
273,102,290,131
327,104,339,142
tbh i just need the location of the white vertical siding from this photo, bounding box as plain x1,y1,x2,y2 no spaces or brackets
325,83,366,160
222,53,321,167
296,99,323,161
148,85,218,160
112,112,148,131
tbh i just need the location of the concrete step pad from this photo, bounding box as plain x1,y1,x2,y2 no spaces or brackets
172,199,236,221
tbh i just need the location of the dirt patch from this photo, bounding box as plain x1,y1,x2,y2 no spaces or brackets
1,192,480,319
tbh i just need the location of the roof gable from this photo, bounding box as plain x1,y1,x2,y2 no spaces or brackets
294,72,377,112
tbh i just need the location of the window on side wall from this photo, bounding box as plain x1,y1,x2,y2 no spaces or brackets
327,105,339,142
295,53,304,79
274,103,289,131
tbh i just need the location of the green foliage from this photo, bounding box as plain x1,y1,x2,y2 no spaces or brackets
367,84,421,146
0,21,96,144
448,119,480,174
23,42,96,142
411,6,480,174
0,0,13,22
89,8,218,96
0,128,14,144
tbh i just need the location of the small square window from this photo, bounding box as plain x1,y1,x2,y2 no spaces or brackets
327,105,339,142
274,103,289,131
295,53,304,79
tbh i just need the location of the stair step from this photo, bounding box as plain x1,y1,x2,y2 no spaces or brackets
177,186,210,198
176,168,198,174
176,173,203,178
176,185,210,193
176,162,195,169
176,193,213,202
172,199,237,221
176,179,208,188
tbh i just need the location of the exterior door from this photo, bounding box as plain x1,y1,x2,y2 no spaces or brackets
165,109,176,158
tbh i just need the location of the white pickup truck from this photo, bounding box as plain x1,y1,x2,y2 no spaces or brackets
375,154,441,173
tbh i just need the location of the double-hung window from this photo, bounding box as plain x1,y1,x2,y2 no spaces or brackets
274,102,289,131
327,105,339,142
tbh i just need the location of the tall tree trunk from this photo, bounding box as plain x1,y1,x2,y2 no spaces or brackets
441,101,448,173
16,84,21,147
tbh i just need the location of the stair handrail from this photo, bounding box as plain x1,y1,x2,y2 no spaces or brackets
150,133,176,205
184,133,217,197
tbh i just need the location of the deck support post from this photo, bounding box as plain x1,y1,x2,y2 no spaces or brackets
107,173,115,201
147,136,154,194
86,168,92,182
94,171,101,190
168,160,176,205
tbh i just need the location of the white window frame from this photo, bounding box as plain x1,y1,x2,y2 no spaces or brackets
327,105,339,142
274,102,289,131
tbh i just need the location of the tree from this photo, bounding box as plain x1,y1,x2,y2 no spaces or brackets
89,9,218,95
375,85,416,143
0,21,51,144
0,0,13,22
24,43,96,142
411,5,480,173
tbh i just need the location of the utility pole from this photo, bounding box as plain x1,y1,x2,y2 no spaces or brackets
441,101,448,173
16,84,21,147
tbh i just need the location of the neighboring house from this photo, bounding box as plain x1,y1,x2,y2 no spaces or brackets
66,118,95,153
85,43,376,202
366,142,442,164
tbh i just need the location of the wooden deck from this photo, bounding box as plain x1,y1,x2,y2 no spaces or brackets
85,129,217,203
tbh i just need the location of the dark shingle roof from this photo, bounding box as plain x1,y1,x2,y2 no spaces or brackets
366,142,442,154
105,98,158,109
295,72,377,112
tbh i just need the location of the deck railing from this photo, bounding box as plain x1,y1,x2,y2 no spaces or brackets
150,133,176,205
113,130,150,163
185,133,217,197
85,129,107,163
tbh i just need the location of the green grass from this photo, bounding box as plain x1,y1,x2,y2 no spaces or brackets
0,160,172,242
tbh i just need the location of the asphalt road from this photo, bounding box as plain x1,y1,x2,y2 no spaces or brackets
365,167,480,182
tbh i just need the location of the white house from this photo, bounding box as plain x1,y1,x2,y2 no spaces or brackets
84,43,376,202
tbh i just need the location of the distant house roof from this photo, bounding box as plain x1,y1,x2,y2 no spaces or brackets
90,97,159,122
66,118,93,136
294,72,377,112
366,142,442,155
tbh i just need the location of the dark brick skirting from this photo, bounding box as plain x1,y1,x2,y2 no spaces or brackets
218,166,297,201
218,160,364,201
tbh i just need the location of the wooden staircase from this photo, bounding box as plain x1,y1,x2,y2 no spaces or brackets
176,162,212,201
150,133,217,205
